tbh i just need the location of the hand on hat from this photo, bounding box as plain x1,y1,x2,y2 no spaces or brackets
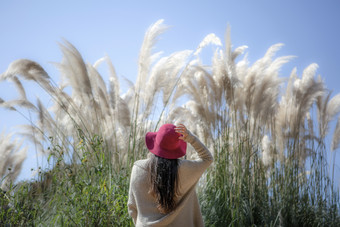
175,124,188,141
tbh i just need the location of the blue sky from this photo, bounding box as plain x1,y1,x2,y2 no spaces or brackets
1,0,340,181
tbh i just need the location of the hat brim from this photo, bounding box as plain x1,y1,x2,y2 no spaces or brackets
145,132,187,159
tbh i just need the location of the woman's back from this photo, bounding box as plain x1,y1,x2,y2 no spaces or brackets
128,127,213,226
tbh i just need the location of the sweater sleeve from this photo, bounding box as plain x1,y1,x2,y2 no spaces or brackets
127,165,138,224
185,131,213,162
178,131,213,192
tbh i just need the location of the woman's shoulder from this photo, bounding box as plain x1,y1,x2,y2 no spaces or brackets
133,158,149,171
130,159,150,185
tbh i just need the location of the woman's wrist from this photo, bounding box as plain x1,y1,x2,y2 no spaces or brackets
184,130,195,143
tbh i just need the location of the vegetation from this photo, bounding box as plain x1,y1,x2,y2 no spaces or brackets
1,134,133,226
0,20,340,226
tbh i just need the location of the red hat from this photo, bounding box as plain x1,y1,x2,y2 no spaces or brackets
145,124,187,159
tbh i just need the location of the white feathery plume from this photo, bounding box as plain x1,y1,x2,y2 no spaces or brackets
161,50,192,105
0,99,37,110
231,45,248,61
121,77,136,110
210,49,226,106
0,59,50,83
93,57,106,69
36,98,61,150
106,55,120,109
0,133,15,176
98,88,111,117
317,91,340,139
331,116,340,151
260,43,285,66
306,112,314,138
11,76,27,100
224,27,243,100
326,93,340,125
298,85,324,128
0,132,27,190
115,96,131,128
171,62,197,104
294,65,324,123
212,49,225,82
57,40,93,98
141,55,169,116
141,49,192,117
261,135,272,166
300,63,319,91
168,106,190,124
275,63,325,160
275,80,296,153
264,55,295,76
108,75,117,109
194,33,222,56
179,70,203,106
146,49,193,121
150,51,164,66
293,64,320,97
136,19,168,92
0,98,15,111
0,59,54,95
88,63,107,94
86,63,110,118
17,131,44,154
224,25,232,61
239,43,287,130
286,67,298,101
196,65,221,112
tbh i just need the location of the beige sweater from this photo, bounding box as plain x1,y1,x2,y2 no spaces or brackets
127,132,213,227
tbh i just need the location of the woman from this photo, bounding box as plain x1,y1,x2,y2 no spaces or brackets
128,124,213,226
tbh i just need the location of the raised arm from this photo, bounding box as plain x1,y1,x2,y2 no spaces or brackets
175,124,213,192
175,124,213,162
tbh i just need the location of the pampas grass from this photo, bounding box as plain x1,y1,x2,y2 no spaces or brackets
0,20,339,225
0,132,27,191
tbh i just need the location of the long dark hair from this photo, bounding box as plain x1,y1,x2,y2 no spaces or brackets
148,154,180,214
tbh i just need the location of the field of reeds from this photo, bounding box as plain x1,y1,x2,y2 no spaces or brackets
1,20,340,226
